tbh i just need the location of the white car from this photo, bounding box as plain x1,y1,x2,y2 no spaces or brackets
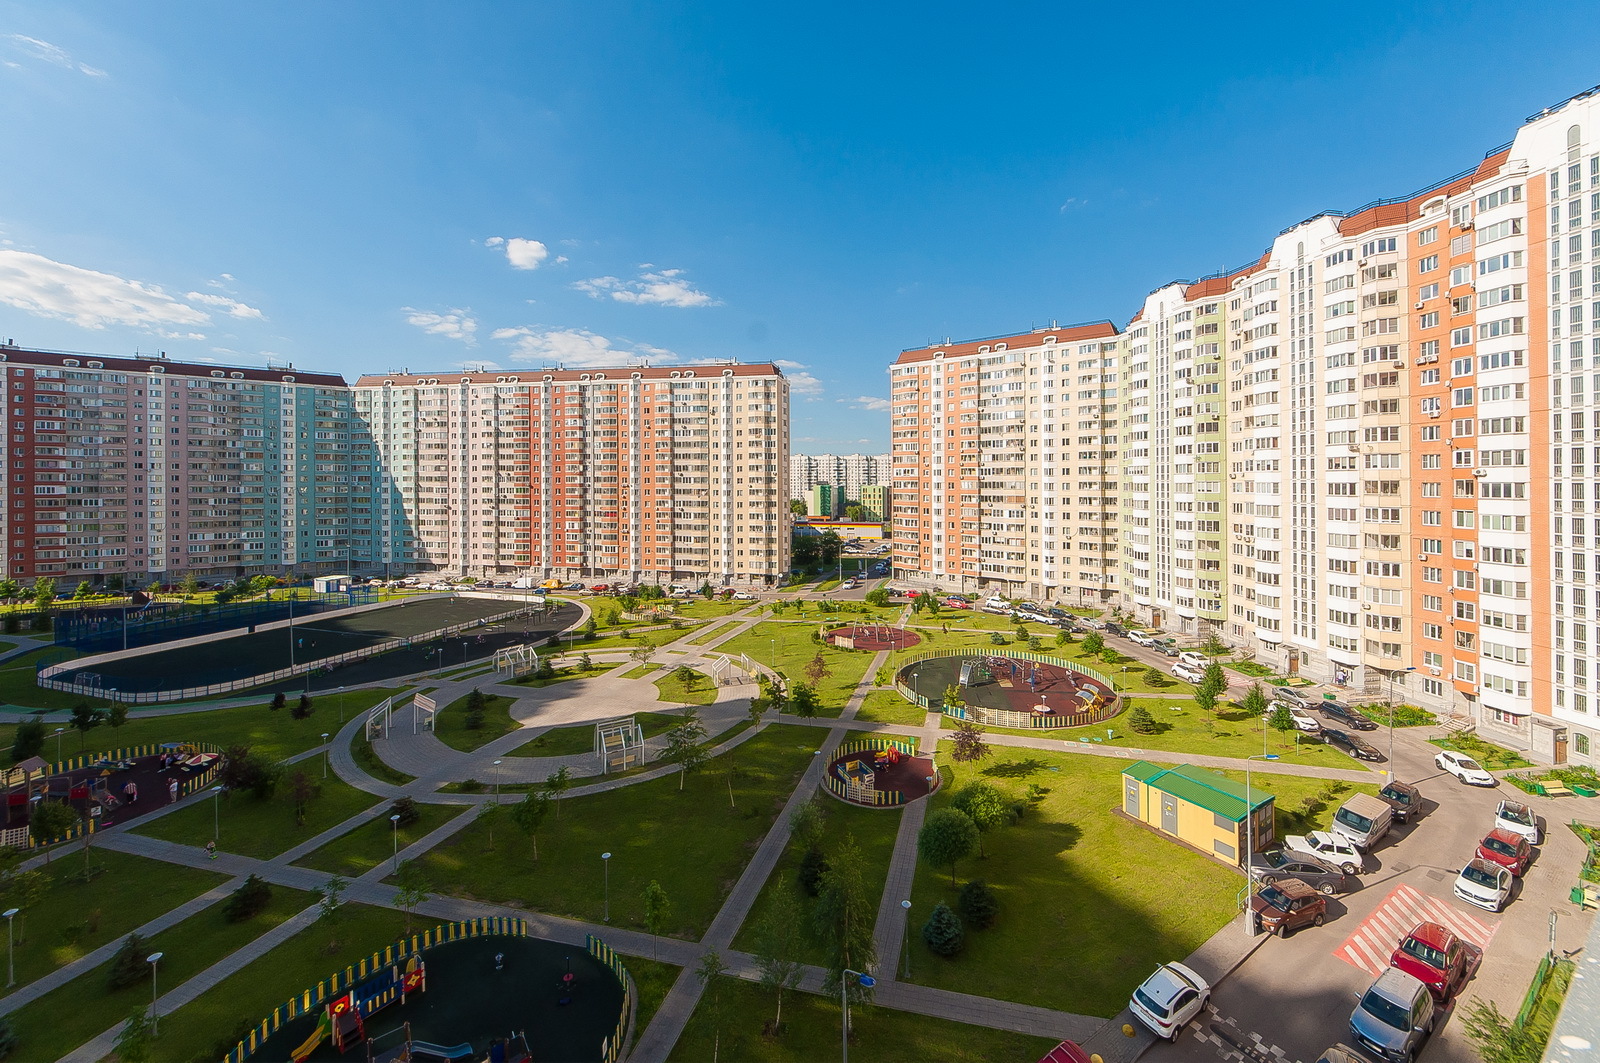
731,591,756,601
1128,630,1161,647
1454,857,1514,912
1171,663,1205,684
1494,799,1541,844
1435,750,1496,787
1178,651,1211,670
1130,962,1211,1040
1267,703,1322,732
1285,830,1368,875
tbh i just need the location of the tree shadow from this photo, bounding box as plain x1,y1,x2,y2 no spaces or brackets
982,758,1049,779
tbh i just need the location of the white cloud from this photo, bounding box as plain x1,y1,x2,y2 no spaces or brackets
485,236,550,270
843,395,890,412
5,34,106,77
185,291,264,320
786,371,823,396
402,307,478,343
573,267,718,308
0,250,211,333
491,326,676,368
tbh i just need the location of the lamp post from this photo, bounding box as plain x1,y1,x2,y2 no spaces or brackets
390,813,401,872
1244,754,1279,938
841,969,876,1063
211,785,223,844
1386,666,1417,781
900,899,912,979
51,728,65,763
147,951,164,1035
338,686,346,725
321,733,330,779
601,852,613,922
492,759,502,804
3,907,17,987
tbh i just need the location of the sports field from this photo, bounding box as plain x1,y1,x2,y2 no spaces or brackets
69,597,566,692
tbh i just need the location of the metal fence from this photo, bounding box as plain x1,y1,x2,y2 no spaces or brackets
890,648,1119,731
54,591,383,653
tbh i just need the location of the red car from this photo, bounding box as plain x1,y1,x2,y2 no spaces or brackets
1037,1042,1091,1063
942,597,971,609
1476,828,1533,876
589,584,611,594
1388,921,1480,1002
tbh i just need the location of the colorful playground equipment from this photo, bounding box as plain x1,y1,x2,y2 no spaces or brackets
824,737,933,808
291,956,427,1061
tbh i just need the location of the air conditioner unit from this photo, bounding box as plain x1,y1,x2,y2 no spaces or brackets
1415,302,1426,310
1362,603,1373,610
1419,553,1429,560
1473,468,1488,477
1429,665,1442,676
1429,411,1440,418
1395,360,1407,368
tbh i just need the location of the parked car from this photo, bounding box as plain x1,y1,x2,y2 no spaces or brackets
1268,703,1322,732
1171,663,1206,684
1037,1041,1093,1063
982,599,1013,616
1152,643,1181,658
1454,858,1514,913
1248,847,1351,895
1285,830,1367,875
1321,701,1378,731
1177,650,1210,669
1322,728,1384,762
1349,968,1436,1063
1128,630,1162,647
1332,792,1394,851
1476,828,1533,876
1435,750,1496,786
1129,962,1210,1041
1250,877,1327,937
1389,921,1480,1003
1494,798,1541,844
1315,1046,1370,1063
1047,607,1072,621
731,591,755,601
1102,622,1127,637
1377,780,1422,824
942,596,971,609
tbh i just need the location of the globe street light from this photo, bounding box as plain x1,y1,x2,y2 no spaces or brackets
1386,666,1417,780
147,951,164,1035
390,814,401,872
601,852,612,923
51,728,65,763
321,733,330,779
841,969,876,1063
492,759,503,804
900,899,912,979
3,907,17,987
210,785,224,844
1244,754,1279,939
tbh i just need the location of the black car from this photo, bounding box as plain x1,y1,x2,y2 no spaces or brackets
1248,847,1351,895
1323,727,1385,762
1103,622,1127,637
1321,701,1378,731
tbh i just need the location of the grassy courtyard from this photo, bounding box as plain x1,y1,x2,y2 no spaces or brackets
717,623,875,717
505,710,683,759
855,690,930,727
295,801,467,877
433,691,520,752
654,669,718,706
906,744,1243,1017
133,773,385,861
415,725,819,937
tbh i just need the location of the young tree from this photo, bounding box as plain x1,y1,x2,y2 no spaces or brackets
1202,633,1229,658
392,859,430,935
753,877,806,1035
949,721,990,767
1241,682,1268,719
0,578,18,602
787,681,821,718
107,702,129,729
318,875,348,950
672,664,698,692
179,572,200,598
661,708,708,791
578,651,592,673
921,902,965,956
291,693,314,720
1055,628,1072,648
9,715,44,762
28,800,76,860
113,1008,155,1063
31,578,55,609
543,766,572,819
1128,706,1158,734
1081,632,1105,657
388,796,421,828
958,879,999,929
1194,686,1219,733
222,874,274,922
106,932,152,990
476,801,505,850
641,880,671,958
629,642,656,666
919,808,979,886
1,869,45,942
695,948,730,1063
1201,661,1228,697
863,587,889,608
803,652,831,685
1270,704,1297,743
69,702,105,750
464,688,487,731
813,833,878,1002
270,691,287,711
510,791,550,862
288,769,320,827
1460,997,1539,1063
1141,665,1164,686
950,782,1013,857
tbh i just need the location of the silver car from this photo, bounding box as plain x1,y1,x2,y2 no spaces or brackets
1350,968,1435,1063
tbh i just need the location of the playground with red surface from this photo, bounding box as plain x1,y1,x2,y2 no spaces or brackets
825,624,921,652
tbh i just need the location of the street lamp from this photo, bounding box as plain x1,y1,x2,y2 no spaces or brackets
390,814,401,872
1386,666,1417,780
210,785,223,844
601,852,612,923
1244,754,1279,939
3,907,17,987
492,759,503,804
841,968,876,1063
321,733,330,779
51,728,64,763
900,899,912,979
147,951,164,1035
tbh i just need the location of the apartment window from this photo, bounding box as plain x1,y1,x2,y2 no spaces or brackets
1418,255,1439,273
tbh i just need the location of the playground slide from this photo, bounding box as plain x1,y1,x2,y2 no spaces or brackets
290,1012,331,1063
407,1041,474,1062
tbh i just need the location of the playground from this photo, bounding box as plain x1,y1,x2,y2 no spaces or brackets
825,623,921,652
897,654,1117,722
826,738,937,807
252,934,624,1063
41,598,581,697
0,747,222,839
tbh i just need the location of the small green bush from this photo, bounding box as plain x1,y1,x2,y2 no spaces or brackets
957,880,999,930
222,874,273,922
389,796,421,827
1128,706,1158,734
106,933,151,991
922,902,964,956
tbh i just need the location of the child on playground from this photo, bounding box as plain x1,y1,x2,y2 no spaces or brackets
205,840,217,860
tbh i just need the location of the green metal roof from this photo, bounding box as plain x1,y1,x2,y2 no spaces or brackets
1123,762,1273,822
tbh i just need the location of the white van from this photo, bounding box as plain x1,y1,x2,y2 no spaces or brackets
1331,792,1394,850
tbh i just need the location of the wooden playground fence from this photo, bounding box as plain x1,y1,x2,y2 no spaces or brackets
586,934,634,1063
222,916,636,1063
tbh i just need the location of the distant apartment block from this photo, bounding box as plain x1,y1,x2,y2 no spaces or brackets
890,84,1600,766
858,483,889,522
789,452,889,503
805,483,842,518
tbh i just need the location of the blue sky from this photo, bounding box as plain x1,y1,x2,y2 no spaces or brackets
1,4,1597,452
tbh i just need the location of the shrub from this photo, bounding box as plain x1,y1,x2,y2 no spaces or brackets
222,874,273,922
389,796,421,828
270,691,286,711
798,845,828,897
464,688,487,731
458,778,483,794
0,1016,16,1061
291,694,314,720
988,632,1006,646
106,933,151,990
957,880,999,930
1127,706,1158,734
0,615,16,635
921,902,964,956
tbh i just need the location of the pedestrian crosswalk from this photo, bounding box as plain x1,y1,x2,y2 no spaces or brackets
1334,882,1498,976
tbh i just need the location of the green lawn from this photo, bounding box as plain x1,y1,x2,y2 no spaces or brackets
555,627,690,652
295,802,466,877
673,599,751,621
655,670,717,706
508,662,620,687
0,850,228,988
1089,699,1357,768
855,690,929,727
153,903,413,1063
352,712,415,786
717,623,875,717
433,692,520,752
621,664,661,679
667,976,1058,1062
133,773,385,860
417,725,818,937
0,649,111,712
5,883,310,1063
625,955,682,1036
689,621,741,646
1208,769,1379,839
906,743,1242,1017
505,711,682,759
732,797,903,966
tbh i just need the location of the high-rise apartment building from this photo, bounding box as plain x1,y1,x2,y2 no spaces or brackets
352,363,790,586
0,345,372,587
889,85,1600,765
789,452,890,503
